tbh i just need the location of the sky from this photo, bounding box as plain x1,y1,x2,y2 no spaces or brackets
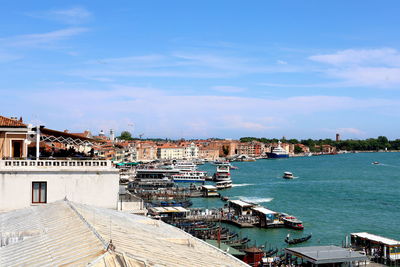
1,1,400,140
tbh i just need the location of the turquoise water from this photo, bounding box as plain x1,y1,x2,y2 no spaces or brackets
194,152,400,249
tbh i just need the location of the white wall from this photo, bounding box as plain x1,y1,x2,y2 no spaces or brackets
0,165,119,212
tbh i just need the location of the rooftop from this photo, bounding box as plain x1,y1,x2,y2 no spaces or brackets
285,245,368,264
351,232,400,246
229,200,254,208
0,201,247,267
0,116,27,128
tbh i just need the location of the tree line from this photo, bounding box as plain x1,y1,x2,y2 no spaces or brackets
240,136,400,151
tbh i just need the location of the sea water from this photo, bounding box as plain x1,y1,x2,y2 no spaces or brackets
194,152,400,249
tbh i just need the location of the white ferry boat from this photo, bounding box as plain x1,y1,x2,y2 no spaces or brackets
215,180,232,189
213,165,231,182
172,161,197,171
171,172,205,183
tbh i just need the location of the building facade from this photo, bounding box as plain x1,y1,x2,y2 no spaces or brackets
0,159,119,212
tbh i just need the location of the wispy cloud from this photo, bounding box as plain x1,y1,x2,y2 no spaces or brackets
1,28,88,48
309,48,400,88
71,52,301,80
7,84,400,138
28,7,92,25
212,85,247,93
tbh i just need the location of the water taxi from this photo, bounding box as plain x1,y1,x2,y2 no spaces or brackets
282,216,304,230
283,171,294,179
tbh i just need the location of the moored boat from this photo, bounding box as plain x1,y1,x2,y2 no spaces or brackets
282,216,304,230
267,141,289,158
215,180,233,189
284,233,312,245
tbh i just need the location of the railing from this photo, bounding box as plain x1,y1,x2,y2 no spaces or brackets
0,159,112,169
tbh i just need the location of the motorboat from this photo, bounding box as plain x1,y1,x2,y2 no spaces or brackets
282,216,304,230
283,171,294,179
372,161,380,165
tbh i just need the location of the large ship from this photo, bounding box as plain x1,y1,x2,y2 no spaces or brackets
267,141,289,158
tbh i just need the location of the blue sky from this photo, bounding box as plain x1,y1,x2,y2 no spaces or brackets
1,1,400,139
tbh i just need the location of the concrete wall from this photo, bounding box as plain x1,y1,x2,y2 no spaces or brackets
0,161,119,212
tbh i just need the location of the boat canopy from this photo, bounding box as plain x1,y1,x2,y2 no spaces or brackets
351,232,400,246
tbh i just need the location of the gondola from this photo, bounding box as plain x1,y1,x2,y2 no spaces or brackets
265,248,279,257
284,233,312,245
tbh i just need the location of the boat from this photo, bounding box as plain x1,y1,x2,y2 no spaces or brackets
283,172,294,179
230,165,239,170
284,233,312,245
172,161,197,171
267,141,289,158
213,165,231,182
171,171,206,183
282,216,304,230
265,248,279,257
215,180,233,189
372,161,380,165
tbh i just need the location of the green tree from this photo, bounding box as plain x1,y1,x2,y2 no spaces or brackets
294,145,303,154
119,131,133,140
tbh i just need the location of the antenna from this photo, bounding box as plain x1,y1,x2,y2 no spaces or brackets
139,133,144,139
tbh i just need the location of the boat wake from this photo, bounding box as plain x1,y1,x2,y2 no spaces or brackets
238,197,274,203
232,183,254,187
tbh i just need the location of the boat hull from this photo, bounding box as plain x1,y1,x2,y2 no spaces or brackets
267,153,289,158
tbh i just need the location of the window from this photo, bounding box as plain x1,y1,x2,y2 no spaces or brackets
32,182,47,204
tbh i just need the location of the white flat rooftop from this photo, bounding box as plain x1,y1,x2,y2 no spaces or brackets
252,206,277,215
351,232,400,246
229,199,254,208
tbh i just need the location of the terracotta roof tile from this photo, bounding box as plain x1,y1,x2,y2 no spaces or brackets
0,116,27,127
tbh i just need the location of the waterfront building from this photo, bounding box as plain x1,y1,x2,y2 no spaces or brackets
351,232,400,265
136,141,157,162
237,141,264,157
182,142,199,159
0,200,248,266
157,143,185,160
198,146,220,161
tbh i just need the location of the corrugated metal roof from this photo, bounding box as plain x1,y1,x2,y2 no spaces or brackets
0,201,105,267
0,201,248,267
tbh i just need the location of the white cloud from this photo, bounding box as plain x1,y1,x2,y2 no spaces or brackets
28,7,92,25
277,60,287,65
71,52,301,80
212,86,246,93
309,48,400,67
309,48,400,88
1,28,88,47
9,84,399,138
